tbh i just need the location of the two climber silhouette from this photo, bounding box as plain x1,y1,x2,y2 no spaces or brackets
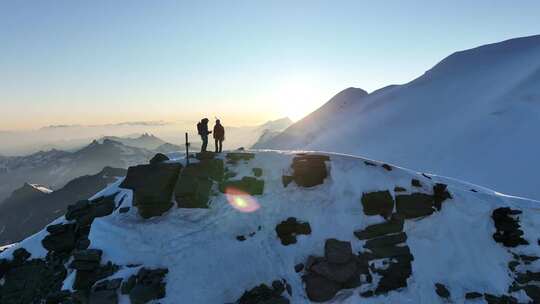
197,118,225,153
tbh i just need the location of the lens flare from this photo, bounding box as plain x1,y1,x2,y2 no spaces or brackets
225,187,260,213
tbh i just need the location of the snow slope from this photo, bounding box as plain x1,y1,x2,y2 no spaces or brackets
259,35,540,200
2,150,539,303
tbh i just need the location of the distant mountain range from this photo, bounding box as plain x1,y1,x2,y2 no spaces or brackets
257,35,540,200
0,139,154,202
0,167,126,246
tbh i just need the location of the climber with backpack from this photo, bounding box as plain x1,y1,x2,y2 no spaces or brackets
197,118,212,152
213,119,225,153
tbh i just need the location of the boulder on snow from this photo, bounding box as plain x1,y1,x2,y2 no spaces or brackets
324,239,353,264
235,280,290,304
435,283,450,298
252,167,263,177
42,223,78,253
275,217,311,245
361,190,394,217
364,232,407,250
354,216,404,240
395,193,435,219
128,268,168,304
302,273,342,303
0,256,67,304
411,179,422,188
175,158,224,208
121,162,182,218
301,239,365,302
290,154,329,187
492,207,528,247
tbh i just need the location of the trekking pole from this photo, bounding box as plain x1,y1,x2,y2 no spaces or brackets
185,132,190,165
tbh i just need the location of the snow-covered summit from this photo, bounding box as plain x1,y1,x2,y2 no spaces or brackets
1,150,539,303
259,35,540,200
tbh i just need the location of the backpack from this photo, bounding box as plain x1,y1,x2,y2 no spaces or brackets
197,122,203,135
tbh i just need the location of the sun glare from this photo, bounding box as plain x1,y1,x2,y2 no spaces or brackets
225,187,260,213
272,75,322,121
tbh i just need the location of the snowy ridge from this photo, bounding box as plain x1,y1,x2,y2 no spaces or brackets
259,35,540,200
1,150,539,303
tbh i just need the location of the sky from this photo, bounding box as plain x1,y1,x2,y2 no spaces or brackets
1,0,539,130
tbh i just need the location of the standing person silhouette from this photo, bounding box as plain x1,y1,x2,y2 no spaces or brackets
213,119,225,153
197,118,212,152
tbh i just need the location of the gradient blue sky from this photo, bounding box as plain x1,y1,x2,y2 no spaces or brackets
1,1,539,129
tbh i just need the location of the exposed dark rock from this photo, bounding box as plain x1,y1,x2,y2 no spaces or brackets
325,239,353,264
302,273,341,302
119,207,130,213
360,290,374,297
294,263,304,273
128,268,168,304
361,191,394,218
282,175,294,187
465,291,483,299
364,232,407,250
42,223,78,253
275,218,311,245
311,260,358,283
291,154,329,187
354,216,404,240
66,195,116,227
435,283,450,298
301,239,364,302
433,183,452,210
492,207,528,247
121,162,182,218
73,260,118,290
396,193,435,219
484,293,518,304
236,235,247,241
382,164,392,171
394,186,406,192
422,173,432,179
411,179,422,188
515,271,540,285
236,281,289,304
364,161,377,167
523,285,540,303
252,168,263,177
374,257,412,294
175,159,223,208
220,176,265,195
149,153,169,165
0,258,67,304
12,247,31,263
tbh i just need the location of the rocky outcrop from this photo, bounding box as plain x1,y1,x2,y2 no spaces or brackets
492,207,528,247
175,153,223,208
301,239,367,302
361,190,394,218
121,162,182,218
435,283,450,299
0,249,67,304
284,154,329,188
70,249,119,290
235,280,290,304
121,268,168,304
275,218,311,245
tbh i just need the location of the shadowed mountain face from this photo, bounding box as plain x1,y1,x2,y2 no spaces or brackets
0,167,126,246
0,139,153,202
258,35,540,200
